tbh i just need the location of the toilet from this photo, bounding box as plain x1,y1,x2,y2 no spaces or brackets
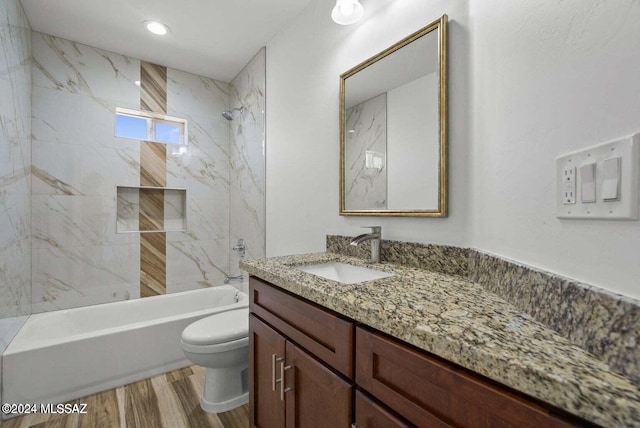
181,308,249,413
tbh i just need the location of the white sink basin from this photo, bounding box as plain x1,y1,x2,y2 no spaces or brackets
295,262,394,284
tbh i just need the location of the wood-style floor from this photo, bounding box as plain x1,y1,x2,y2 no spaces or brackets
2,365,249,428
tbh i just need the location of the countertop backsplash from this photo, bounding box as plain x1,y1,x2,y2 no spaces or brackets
327,235,640,385
326,235,469,277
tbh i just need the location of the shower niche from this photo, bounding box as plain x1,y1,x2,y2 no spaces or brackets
116,186,187,233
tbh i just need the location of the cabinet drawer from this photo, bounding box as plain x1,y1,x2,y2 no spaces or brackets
355,390,417,428
250,277,354,378
356,327,585,428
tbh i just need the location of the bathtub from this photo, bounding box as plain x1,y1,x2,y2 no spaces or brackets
2,285,248,409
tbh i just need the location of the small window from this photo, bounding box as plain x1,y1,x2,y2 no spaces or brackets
115,114,148,140
115,108,188,151
154,121,182,144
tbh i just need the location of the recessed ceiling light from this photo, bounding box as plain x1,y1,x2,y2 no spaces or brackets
144,20,169,36
331,0,364,25
134,80,141,87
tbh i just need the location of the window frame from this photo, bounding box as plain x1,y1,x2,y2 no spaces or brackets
115,107,188,146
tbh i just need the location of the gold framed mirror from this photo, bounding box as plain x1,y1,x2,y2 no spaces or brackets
339,15,448,217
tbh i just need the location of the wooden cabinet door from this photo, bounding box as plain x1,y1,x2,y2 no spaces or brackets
356,327,583,428
284,341,353,428
355,390,415,428
250,315,286,428
250,277,354,377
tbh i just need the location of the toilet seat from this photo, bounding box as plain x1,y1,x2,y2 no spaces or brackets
181,308,248,353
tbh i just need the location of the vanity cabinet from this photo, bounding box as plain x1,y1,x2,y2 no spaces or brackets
355,390,414,428
355,327,593,428
249,277,595,428
249,278,354,427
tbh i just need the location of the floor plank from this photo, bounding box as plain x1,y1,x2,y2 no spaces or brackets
2,366,249,428
125,379,163,428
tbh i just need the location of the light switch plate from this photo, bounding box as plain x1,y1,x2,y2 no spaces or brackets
602,157,621,201
579,163,596,203
556,133,639,220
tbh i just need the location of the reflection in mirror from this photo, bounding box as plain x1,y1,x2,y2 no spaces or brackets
340,15,448,217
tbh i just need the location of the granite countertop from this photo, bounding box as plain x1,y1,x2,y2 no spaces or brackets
241,252,640,428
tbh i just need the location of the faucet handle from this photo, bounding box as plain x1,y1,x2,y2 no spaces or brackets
362,226,381,234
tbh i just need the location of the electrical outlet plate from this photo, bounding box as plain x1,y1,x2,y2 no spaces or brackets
561,166,576,204
556,134,639,220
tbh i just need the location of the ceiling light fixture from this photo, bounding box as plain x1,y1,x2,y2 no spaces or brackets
144,20,169,35
331,0,364,25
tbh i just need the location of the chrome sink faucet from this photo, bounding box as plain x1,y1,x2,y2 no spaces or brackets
350,226,381,263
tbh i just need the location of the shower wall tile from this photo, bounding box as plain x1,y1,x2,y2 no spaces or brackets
229,48,266,276
0,195,31,316
0,0,31,320
167,153,230,199
32,195,139,249
32,140,140,196
166,238,229,292
32,87,140,149
0,26,31,200
32,32,140,100
165,68,232,289
0,27,31,137
167,70,230,121
0,194,30,249
31,243,140,313
230,195,264,260
0,238,31,317
0,0,30,29
30,33,141,311
166,197,228,243
116,187,140,233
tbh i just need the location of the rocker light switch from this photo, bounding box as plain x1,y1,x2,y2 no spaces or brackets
580,163,596,203
602,157,621,201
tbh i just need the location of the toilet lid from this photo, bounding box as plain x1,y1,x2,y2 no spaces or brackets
182,309,248,346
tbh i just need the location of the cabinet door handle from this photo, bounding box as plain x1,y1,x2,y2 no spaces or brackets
271,354,284,391
280,362,292,401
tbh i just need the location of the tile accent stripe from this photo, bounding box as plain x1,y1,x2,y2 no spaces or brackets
141,62,168,113
139,61,168,297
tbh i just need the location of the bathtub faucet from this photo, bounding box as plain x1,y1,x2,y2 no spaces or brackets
224,274,244,284
350,226,381,263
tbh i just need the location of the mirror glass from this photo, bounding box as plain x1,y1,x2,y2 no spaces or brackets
340,15,448,216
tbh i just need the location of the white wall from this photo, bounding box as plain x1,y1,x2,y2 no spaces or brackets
469,0,640,299
267,0,640,299
266,0,471,256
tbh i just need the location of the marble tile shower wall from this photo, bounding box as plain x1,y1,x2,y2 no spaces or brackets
229,47,266,280
30,33,241,311
31,33,142,312
165,68,232,293
0,0,31,319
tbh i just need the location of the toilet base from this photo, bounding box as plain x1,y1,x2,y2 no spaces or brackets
199,365,249,413
201,392,248,414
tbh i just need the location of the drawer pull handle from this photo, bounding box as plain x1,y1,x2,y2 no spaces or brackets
280,362,292,401
271,354,284,391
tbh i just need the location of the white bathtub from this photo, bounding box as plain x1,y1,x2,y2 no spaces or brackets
2,285,248,409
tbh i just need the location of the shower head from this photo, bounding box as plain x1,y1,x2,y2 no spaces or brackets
222,107,245,120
